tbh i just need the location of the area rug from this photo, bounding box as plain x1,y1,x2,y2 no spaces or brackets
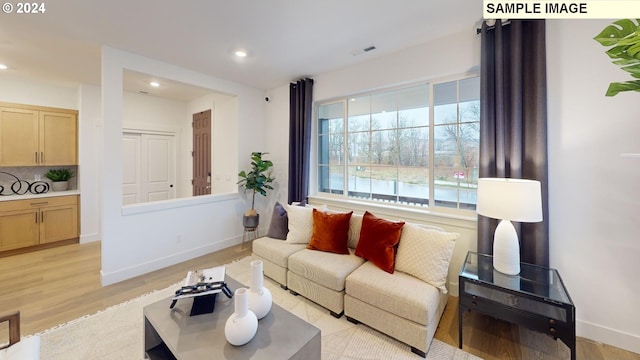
37,257,481,359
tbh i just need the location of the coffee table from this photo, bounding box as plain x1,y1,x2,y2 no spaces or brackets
143,276,321,359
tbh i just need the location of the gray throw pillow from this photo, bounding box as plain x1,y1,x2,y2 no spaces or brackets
266,202,288,239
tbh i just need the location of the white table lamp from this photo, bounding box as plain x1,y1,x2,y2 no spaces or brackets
476,178,542,275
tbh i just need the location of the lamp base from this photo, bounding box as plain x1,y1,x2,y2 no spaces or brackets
493,219,520,275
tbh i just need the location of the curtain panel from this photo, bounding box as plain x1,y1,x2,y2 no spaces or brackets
478,20,550,267
288,78,314,204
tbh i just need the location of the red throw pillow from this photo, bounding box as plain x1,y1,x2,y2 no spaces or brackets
307,209,353,254
355,211,405,273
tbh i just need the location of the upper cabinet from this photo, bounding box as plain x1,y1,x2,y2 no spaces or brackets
0,102,78,166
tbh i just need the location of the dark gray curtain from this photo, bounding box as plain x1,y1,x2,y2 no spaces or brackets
478,20,549,267
288,78,314,204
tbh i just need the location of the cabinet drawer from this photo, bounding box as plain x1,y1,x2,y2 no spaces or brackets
0,195,78,211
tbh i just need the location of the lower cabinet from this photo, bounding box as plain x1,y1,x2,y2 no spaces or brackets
0,195,78,252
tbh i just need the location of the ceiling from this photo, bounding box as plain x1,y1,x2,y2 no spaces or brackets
0,1,482,99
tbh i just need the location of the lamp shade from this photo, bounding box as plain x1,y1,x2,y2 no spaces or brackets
476,178,543,223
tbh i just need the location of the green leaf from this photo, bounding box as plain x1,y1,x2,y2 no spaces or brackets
605,80,640,96
594,19,638,46
596,19,640,96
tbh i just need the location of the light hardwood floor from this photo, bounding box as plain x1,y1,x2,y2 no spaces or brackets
1,242,638,360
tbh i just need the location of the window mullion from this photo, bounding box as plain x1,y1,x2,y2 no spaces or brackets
428,84,435,208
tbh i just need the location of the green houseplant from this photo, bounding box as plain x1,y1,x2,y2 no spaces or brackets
45,168,75,191
594,19,640,96
237,152,275,228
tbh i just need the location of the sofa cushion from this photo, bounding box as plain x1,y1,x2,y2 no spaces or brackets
307,209,352,254
266,202,288,240
347,213,363,249
345,261,441,326
284,204,314,244
354,211,405,273
288,249,365,292
395,224,458,293
252,237,306,268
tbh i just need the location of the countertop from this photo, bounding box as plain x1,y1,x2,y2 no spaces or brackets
0,190,80,202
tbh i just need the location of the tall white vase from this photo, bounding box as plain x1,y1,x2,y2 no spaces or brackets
248,260,272,319
224,288,258,346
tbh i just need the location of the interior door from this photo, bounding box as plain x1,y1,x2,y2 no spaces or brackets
144,134,176,202
122,133,141,205
193,110,211,196
122,132,176,204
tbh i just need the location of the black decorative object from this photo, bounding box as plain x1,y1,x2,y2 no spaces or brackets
0,172,50,196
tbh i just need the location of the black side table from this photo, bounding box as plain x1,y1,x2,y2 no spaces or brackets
459,251,576,360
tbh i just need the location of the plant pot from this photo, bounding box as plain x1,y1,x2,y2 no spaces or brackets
243,214,259,229
51,181,69,192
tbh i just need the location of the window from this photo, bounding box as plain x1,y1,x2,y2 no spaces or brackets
317,75,480,211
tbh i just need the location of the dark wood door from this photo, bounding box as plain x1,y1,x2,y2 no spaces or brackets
193,110,211,196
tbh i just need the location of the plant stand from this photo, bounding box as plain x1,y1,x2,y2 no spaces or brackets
242,227,258,249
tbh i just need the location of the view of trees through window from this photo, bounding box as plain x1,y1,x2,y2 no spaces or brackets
317,75,480,210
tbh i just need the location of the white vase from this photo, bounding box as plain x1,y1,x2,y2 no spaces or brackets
224,288,258,346
248,260,272,319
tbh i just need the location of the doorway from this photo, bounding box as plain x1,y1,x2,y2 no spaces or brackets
122,132,177,205
192,110,211,196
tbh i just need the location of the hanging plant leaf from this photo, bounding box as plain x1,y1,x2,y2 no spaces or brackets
594,19,640,96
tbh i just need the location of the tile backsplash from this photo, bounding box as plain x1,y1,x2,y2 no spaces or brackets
0,166,78,196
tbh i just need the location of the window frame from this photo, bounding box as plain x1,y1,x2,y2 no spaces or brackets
312,73,480,216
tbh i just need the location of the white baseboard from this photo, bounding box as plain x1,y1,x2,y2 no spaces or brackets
577,319,640,355
100,235,241,286
79,232,101,244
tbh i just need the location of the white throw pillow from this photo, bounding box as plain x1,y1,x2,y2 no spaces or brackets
347,213,363,249
395,224,459,293
284,204,314,244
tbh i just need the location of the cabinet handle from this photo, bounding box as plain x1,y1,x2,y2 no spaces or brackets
549,319,556,325
35,152,38,163
41,211,44,223
30,202,48,206
41,152,44,163
549,327,556,334
35,212,38,223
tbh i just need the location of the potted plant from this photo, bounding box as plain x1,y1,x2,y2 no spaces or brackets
45,168,75,192
237,152,275,228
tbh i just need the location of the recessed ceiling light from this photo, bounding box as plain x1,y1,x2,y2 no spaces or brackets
234,50,247,58
149,81,160,87
0,64,7,70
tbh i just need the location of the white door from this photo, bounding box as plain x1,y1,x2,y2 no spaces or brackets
122,133,141,205
122,132,176,204
144,134,176,202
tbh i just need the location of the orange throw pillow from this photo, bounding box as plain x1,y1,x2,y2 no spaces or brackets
355,211,405,273
307,209,353,254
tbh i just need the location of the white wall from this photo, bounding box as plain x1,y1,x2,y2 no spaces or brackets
547,19,640,354
100,46,267,285
77,84,102,243
0,78,78,109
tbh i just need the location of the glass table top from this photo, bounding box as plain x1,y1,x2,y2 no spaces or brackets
460,252,573,305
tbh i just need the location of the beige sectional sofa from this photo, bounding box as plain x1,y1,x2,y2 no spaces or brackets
251,204,458,357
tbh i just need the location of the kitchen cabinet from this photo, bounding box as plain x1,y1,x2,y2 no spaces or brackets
0,102,78,166
0,195,79,252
